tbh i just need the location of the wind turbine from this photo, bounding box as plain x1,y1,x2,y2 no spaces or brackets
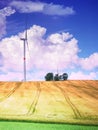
20,17,29,82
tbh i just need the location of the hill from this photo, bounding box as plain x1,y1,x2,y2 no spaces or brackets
0,80,98,125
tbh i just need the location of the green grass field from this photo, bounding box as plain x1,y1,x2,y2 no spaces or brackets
0,121,98,130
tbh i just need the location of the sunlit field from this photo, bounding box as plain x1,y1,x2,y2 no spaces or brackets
0,121,98,130
0,80,98,126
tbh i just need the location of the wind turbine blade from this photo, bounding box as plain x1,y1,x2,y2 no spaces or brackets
25,29,27,40
26,40,31,60
26,40,29,50
25,26,29,54
25,14,28,40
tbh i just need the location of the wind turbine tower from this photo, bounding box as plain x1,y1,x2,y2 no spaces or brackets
20,21,28,81
20,37,27,81
20,15,31,82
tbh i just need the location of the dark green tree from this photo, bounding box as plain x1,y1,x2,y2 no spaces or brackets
62,73,68,80
54,74,59,81
45,73,54,81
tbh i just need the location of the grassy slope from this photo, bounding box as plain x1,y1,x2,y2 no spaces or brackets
0,80,98,125
0,121,98,130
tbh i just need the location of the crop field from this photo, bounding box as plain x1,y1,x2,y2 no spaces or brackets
0,80,98,125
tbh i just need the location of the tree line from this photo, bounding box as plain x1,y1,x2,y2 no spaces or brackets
45,73,68,81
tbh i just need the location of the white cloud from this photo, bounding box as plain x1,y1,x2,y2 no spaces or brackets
0,15,6,38
47,32,73,44
0,7,15,38
0,25,80,80
0,70,46,81
0,52,4,66
0,71,23,81
43,4,75,16
10,1,44,13
0,25,98,81
79,53,98,70
0,35,23,71
10,1,75,16
69,71,97,80
0,6,15,17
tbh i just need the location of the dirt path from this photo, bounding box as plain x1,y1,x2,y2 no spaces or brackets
0,82,22,102
53,82,82,119
27,82,41,115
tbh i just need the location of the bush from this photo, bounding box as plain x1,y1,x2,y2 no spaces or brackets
63,73,68,80
54,74,59,81
45,72,68,81
45,73,54,81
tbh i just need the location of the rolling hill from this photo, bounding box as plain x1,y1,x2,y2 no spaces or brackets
0,80,98,125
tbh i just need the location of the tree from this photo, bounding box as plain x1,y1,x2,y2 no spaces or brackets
45,73,54,81
54,74,59,81
45,72,68,81
62,73,68,80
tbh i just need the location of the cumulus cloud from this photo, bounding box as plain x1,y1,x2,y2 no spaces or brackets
0,25,98,81
69,71,97,80
10,1,75,16
47,32,73,44
0,52,4,66
0,25,80,80
0,25,79,70
0,36,22,71
79,53,98,70
0,6,15,38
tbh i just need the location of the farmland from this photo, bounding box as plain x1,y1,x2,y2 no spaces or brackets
0,80,98,125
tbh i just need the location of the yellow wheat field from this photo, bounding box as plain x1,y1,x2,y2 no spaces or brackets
0,80,98,125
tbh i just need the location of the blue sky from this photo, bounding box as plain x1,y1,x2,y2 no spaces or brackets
0,0,98,81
